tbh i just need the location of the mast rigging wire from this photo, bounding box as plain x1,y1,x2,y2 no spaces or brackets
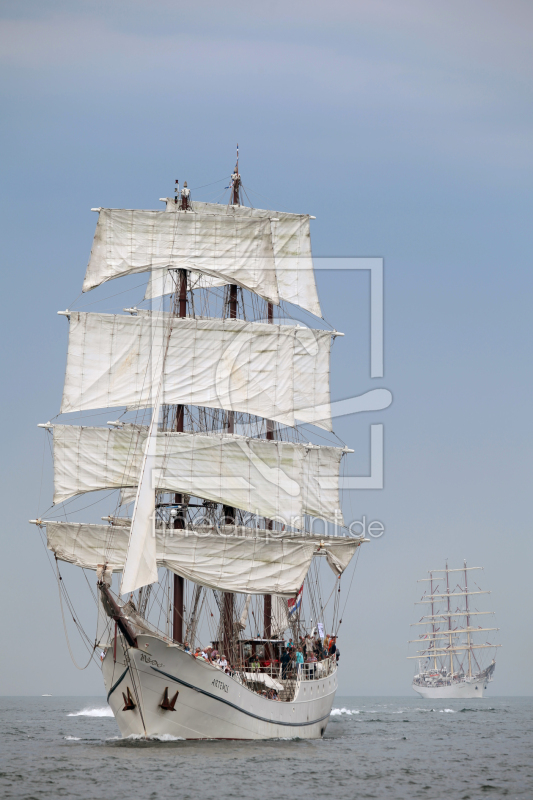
335,546,361,636
36,525,99,670
55,557,96,670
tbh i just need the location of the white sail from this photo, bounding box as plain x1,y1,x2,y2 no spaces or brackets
120,397,161,595
84,208,279,300
237,594,252,630
114,299,169,594
302,445,344,521
60,312,334,430
119,487,137,506
271,595,290,637
323,540,360,575
50,424,346,525
145,200,321,317
44,521,362,595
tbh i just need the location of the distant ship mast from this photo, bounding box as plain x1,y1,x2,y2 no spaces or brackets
408,562,501,698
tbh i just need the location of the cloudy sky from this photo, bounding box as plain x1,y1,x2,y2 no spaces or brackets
1,1,532,695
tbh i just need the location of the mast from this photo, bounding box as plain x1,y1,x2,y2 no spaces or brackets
171,181,191,644
231,145,241,207
430,571,437,670
224,147,274,653
445,561,454,676
222,147,241,661
464,560,472,677
264,300,274,645
172,268,187,643
260,145,273,645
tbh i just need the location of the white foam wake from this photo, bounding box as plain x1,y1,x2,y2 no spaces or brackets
107,733,185,741
67,706,114,717
331,707,360,716
64,736,81,740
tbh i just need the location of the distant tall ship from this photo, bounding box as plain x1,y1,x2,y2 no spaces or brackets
31,151,365,739
409,562,500,699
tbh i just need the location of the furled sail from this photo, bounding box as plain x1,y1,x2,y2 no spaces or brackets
51,424,346,525
120,394,161,595
60,312,334,431
83,209,280,303
271,595,290,637
44,521,362,595
237,594,252,630
144,200,321,318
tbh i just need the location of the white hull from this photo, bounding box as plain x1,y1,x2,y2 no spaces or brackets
103,634,337,739
412,678,488,699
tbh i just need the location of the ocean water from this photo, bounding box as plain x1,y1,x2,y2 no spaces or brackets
1,696,531,799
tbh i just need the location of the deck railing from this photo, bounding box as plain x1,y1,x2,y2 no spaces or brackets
230,655,337,702
240,655,336,680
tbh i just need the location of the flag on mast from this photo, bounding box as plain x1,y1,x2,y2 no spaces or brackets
288,584,303,617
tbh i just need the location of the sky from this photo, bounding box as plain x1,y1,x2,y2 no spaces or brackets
1,0,532,696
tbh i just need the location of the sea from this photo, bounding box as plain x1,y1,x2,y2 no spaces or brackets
1,696,531,799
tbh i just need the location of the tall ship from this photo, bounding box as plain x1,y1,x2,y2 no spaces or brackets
30,153,365,739
409,562,500,699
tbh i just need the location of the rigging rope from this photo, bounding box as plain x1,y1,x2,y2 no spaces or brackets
54,558,97,670
335,546,361,636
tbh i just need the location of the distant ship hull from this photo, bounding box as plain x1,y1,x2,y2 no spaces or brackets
412,677,488,699
412,662,495,699
103,633,337,739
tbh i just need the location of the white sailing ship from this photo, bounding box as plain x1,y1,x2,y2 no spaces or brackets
409,562,500,699
31,154,365,739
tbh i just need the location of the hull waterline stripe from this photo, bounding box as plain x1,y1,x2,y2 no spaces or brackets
106,667,129,703
149,665,331,728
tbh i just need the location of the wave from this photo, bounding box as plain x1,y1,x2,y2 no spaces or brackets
107,733,185,742
64,736,81,740
67,706,114,717
331,706,456,716
331,708,360,715
272,737,302,740
459,707,496,713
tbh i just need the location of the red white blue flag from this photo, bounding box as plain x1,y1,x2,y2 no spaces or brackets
288,584,303,617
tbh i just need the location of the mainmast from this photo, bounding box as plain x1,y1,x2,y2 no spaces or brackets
264,159,275,645
231,145,241,207
222,277,237,661
445,561,454,676
223,146,276,651
430,571,437,670
222,147,241,661
464,560,473,677
264,304,274,644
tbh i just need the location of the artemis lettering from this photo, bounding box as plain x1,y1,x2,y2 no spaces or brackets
211,678,229,693
140,653,163,668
